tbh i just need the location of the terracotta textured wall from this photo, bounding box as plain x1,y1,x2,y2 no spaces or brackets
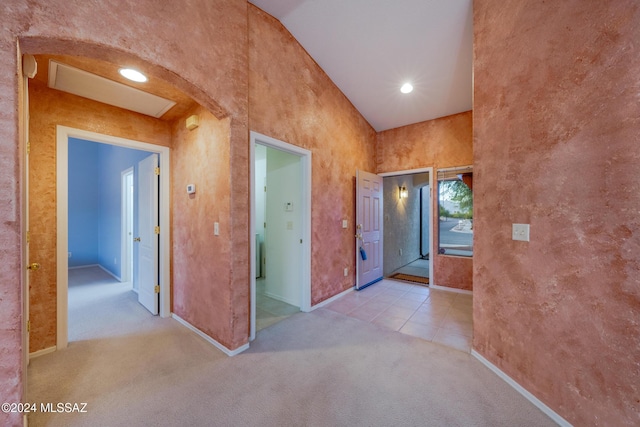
1,1,248,421
28,80,172,353
0,40,23,427
474,1,640,425
376,112,472,173
377,112,473,290
248,6,377,304
171,106,235,345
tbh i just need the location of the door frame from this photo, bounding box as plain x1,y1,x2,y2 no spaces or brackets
249,131,312,341
56,126,171,349
378,167,434,284
120,167,134,285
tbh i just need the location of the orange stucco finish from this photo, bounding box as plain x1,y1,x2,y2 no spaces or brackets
249,6,378,304
474,1,640,425
170,106,238,343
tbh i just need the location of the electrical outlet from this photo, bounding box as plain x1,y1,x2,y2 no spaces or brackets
343,267,348,277
68,252,72,258
214,222,219,236
399,248,403,256
512,223,530,242
342,220,348,229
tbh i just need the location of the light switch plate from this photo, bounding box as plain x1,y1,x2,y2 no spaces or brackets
342,220,348,228
214,222,219,236
512,223,530,242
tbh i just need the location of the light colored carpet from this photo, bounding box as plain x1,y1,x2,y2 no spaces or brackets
27,270,556,427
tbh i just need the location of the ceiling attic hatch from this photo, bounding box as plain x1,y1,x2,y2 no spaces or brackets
48,60,176,118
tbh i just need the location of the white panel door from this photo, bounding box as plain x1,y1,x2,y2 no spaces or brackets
356,169,383,289
137,154,159,314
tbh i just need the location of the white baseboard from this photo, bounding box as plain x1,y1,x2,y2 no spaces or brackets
98,264,122,282
264,290,299,307
307,286,354,312
68,264,123,282
29,346,56,360
471,350,572,427
68,264,99,270
171,313,249,357
430,283,473,295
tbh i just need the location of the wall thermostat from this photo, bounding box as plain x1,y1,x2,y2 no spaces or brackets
186,184,196,194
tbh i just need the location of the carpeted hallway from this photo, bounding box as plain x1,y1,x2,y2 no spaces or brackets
27,268,556,426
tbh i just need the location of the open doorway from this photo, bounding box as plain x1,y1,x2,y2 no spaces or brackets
380,168,433,286
250,132,312,341
56,126,171,349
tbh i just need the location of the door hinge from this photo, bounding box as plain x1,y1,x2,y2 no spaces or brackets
154,285,160,293
26,231,30,244
264,222,266,228
154,167,160,176
27,320,30,333
264,185,267,192
27,142,31,155
154,226,160,234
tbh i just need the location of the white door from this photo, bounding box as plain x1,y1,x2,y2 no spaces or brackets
356,170,383,289
136,154,159,314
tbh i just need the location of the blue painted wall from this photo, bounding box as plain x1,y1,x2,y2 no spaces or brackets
68,138,151,280
97,143,150,279
68,138,100,267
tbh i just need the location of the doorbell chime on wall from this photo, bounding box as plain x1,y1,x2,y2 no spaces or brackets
186,184,196,194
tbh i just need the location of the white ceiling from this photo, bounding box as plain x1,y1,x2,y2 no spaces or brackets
249,0,473,132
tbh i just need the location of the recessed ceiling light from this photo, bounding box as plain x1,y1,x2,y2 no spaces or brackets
119,68,147,83
400,83,414,94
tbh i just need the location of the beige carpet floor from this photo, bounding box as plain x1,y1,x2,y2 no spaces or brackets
27,269,556,427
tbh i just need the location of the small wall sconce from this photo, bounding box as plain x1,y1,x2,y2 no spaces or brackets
186,114,199,130
399,186,408,199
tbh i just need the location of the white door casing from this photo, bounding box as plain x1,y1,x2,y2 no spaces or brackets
137,154,159,315
21,54,32,373
356,169,383,289
55,126,171,350
249,131,312,341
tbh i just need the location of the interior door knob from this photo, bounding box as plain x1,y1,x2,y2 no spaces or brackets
133,237,141,242
27,262,40,271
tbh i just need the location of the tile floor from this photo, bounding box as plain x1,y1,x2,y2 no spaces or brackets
325,279,473,352
255,278,300,331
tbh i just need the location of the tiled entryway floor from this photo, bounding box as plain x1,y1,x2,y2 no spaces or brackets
256,278,300,331
325,279,473,352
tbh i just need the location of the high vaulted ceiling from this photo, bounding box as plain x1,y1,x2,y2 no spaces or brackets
249,0,473,132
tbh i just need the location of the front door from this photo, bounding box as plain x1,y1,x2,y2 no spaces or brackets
355,170,383,289
136,154,159,314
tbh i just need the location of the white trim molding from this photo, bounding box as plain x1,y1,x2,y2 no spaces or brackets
29,346,56,360
309,286,354,311
429,283,473,295
471,350,572,427
249,131,312,341
172,313,249,357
